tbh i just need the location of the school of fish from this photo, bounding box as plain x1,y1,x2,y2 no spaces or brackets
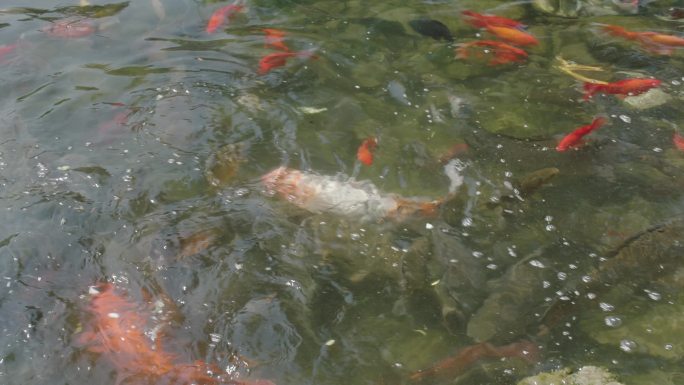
5,2,683,384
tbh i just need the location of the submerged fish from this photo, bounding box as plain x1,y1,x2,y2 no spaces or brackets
556,117,606,152
603,24,684,55
485,24,538,46
0,44,17,61
206,3,244,34
261,167,442,222
44,18,96,38
673,132,684,151
409,18,453,42
456,40,528,66
258,51,317,75
263,28,289,51
583,78,661,100
77,284,275,385
356,137,377,166
461,10,525,29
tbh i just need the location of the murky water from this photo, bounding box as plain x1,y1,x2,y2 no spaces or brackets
1,1,684,384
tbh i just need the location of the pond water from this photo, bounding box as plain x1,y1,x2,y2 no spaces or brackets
1,0,684,384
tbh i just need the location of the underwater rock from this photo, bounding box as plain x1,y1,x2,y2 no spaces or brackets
204,143,246,187
533,0,583,18
517,366,624,385
409,19,453,42
622,88,671,110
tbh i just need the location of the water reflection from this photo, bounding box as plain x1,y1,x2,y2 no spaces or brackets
1,0,684,384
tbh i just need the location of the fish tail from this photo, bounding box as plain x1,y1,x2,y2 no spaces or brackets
455,45,469,59
296,50,319,60
582,82,603,101
589,116,606,132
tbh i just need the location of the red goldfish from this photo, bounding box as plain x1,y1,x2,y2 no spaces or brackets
583,78,661,100
485,24,538,46
673,132,684,151
456,40,528,65
263,28,289,51
258,51,316,75
356,137,377,166
206,3,244,34
461,10,525,29
602,24,684,55
556,117,606,152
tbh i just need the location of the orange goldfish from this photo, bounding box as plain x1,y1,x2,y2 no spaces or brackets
258,51,316,75
583,78,661,100
602,24,684,54
263,28,290,51
673,132,684,151
456,40,528,65
356,137,377,166
461,10,525,29
556,117,606,152
75,283,275,385
206,3,244,34
485,24,538,46
0,44,17,61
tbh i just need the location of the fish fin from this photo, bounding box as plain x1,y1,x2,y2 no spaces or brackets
582,82,602,101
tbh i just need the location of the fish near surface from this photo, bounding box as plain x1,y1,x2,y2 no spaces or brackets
206,3,244,34
556,117,606,152
263,28,289,51
356,137,377,166
456,40,528,66
583,78,661,100
76,283,275,385
409,19,453,42
485,25,538,46
461,10,525,29
258,51,317,75
261,167,442,222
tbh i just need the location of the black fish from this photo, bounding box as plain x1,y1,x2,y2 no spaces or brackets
409,18,453,42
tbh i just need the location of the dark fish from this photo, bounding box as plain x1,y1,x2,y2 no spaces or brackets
409,18,453,42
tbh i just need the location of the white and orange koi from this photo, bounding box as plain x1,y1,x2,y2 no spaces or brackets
261,167,443,221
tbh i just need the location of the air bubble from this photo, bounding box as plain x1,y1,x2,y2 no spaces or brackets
619,339,637,353
604,316,622,328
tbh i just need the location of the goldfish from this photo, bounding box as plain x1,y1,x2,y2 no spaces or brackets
263,28,289,51
261,167,442,222
356,137,377,166
456,40,528,65
461,10,525,29
602,24,684,55
258,51,316,75
206,3,244,34
0,44,17,61
674,132,684,151
583,78,661,100
485,24,538,46
76,283,275,385
556,117,606,152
